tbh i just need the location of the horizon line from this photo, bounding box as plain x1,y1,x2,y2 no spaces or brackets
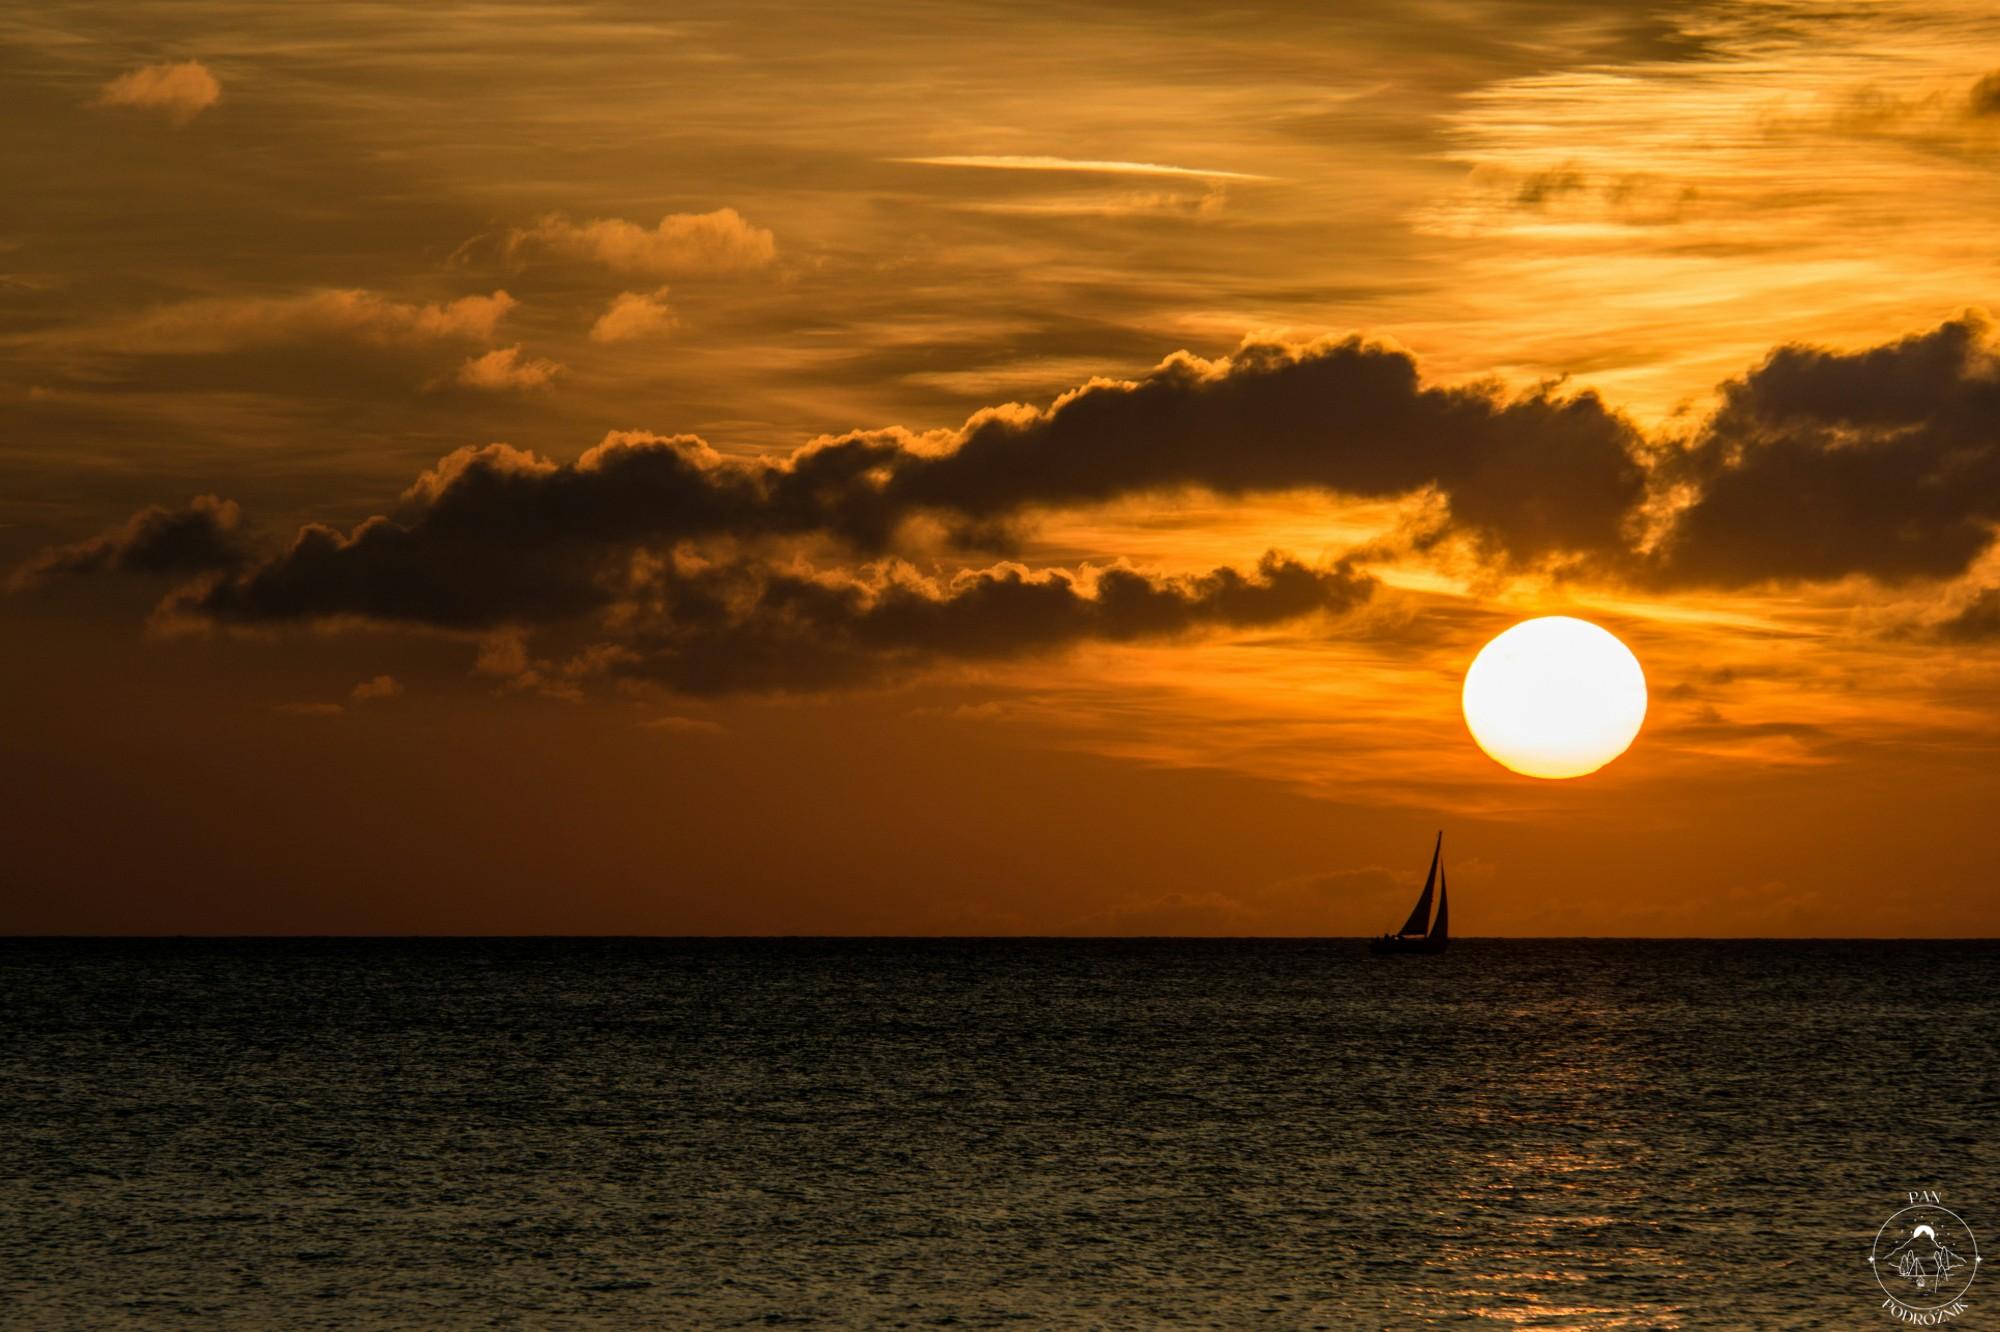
4,934,1996,943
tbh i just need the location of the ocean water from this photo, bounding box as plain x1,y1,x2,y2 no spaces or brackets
2,939,1994,1329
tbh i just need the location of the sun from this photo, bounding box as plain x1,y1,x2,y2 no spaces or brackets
1462,616,1647,779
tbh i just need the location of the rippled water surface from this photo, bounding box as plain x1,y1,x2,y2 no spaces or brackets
3,939,1996,1328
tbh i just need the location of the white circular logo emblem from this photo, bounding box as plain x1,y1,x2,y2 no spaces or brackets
1871,1199,1979,1323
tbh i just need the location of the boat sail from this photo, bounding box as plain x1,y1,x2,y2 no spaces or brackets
1369,832,1449,954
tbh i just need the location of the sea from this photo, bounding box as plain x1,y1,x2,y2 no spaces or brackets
2,939,1994,1329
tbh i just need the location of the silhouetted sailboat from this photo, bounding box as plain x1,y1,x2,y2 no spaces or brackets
1369,832,1449,954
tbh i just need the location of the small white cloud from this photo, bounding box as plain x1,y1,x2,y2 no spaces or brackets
350,674,404,702
590,287,676,343
96,60,221,125
454,345,562,392
507,208,775,276
961,185,1229,219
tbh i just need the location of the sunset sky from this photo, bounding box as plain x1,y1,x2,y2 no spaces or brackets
9,0,2000,935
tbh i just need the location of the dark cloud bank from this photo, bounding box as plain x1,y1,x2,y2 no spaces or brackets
603,552,1374,695
10,494,246,591
1655,315,2000,588
21,314,2000,689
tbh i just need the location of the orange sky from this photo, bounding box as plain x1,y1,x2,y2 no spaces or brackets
8,0,2000,935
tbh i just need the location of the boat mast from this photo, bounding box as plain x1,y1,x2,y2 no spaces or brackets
1427,860,1449,944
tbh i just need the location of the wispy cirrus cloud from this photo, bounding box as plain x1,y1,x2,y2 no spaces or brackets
957,186,1229,219
1412,1,2000,418
57,289,516,355
892,154,1270,181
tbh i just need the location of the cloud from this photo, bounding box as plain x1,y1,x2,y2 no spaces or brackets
589,288,676,343
1932,586,2000,641
453,345,562,391
960,186,1229,219
107,334,1639,635
95,60,221,125
350,674,404,702
1647,313,2000,587
41,315,2000,689
501,551,1377,696
77,289,515,355
1972,72,2000,117
506,209,775,276
160,434,754,630
894,155,1270,181
9,495,243,591
858,336,1646,565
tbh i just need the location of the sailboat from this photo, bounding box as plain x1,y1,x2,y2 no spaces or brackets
1369,832,1449,954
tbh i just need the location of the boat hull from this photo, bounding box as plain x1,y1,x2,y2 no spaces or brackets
1368,935,1447,955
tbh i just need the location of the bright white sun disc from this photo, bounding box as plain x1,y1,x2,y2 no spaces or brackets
1461,616,1647,779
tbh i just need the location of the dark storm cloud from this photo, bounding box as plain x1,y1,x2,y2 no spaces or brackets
860,339,1648,563
1648,314,2000,587
187,515,605,629
1971,72,2000,117
572,551,1376,695
179,437,767,629
130,334,1646,631
10,334,1634,633
26,316,2000,684
1934,587,2000,641
8,495,245,590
